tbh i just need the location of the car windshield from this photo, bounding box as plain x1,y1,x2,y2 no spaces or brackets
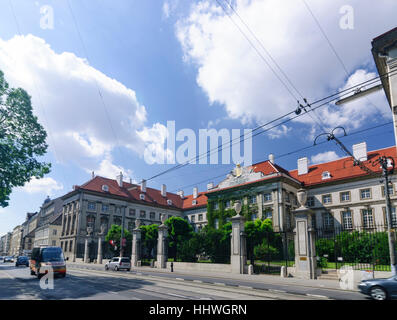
121,258,130,263
41,248,64,262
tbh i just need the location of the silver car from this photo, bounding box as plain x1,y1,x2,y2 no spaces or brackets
105,257,131,271
358,276,397,300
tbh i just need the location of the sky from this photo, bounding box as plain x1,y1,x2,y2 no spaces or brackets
0,0,396,235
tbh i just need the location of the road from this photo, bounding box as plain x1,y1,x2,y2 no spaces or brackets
0,262,365,300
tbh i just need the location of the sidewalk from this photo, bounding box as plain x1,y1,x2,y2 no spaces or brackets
66,261,356,292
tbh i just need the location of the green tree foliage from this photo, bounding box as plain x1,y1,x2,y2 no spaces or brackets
165,216,194,260
201,222,232,263
0,70,51,207
140,224,158,259
245,218,275,264
105,224,132,256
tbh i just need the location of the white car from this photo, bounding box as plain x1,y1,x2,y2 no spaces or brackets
105,257,131,271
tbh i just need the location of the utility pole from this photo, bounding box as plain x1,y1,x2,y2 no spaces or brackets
378,156,397,276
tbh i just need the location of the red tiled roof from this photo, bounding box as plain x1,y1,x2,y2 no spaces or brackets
75,176,184,209
289,146,396,186
182,192,208,209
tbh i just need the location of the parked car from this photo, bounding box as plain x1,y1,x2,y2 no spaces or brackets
105,257,131,271
16,256,29,267
30,247,66,279
358,276,397,300
3,256,14,263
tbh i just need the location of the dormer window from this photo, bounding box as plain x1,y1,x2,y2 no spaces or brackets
102,185,109,192
192,200,197,205
322,171,331,180
140,194,145,200
167,199,173,206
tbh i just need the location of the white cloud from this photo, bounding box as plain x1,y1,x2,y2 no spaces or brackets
267,124,291,140
0,34,148,171
91,155,134,181
19,177,63,195
311,151,340,164
176,0,395,132
162,0,179,20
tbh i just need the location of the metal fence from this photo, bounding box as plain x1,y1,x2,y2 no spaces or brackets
315,224,395,271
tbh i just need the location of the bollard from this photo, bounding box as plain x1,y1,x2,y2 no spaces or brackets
171,262,174,272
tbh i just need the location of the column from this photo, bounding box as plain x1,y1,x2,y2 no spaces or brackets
131,220,142,267
97,237,103,264
156,219,168,269
84,237,89,263
231,201,247,274
293,189,317,279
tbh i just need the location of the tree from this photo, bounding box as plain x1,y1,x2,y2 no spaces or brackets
201,222,232,263
140,224,159,259
0,70,51,207
245,218,274,265
164,216,194,260
105,224,132,256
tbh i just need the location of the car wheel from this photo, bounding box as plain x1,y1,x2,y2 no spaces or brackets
127,268,130,272
30,269,35,276
370,286,387,300
114,266,119,271
105,265,109,270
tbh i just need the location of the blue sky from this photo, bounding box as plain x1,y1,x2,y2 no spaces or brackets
0,0,396,235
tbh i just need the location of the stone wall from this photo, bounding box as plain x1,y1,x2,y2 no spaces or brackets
165,261,232,273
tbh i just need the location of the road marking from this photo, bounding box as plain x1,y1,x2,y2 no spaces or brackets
269,289,286,293
175,278,184,281
214,282,226,286
193,280,203,283
306,294,329,299
166,292,189,299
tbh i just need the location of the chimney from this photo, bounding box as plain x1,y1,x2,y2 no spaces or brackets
141,179,146,193
298,157,309,175
92,171,95,179
116,172,123,187
193,187,198,199
177,190,184,198
207,182,214,190
269,154,275,164
161,184,167,197
353,142,367,162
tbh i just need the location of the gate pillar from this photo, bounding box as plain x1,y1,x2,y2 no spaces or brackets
131,219,142,267
293,189,317,279
157,215,168,269
231,201,247,274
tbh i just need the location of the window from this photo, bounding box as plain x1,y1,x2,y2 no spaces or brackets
285,193,290,202
214,219,219,229
362,209,374,228
64,241,68,252
225,200,231,208
52,240,56,246
101,204,109,212
323,212,334,229
140,210,146,219
307,196,314,207
342,211,353,230
214,202,219,210
264,193,272,202
322,171,331,180
360,188,371,200
140,194,145,200
198,214,203,221
384,207,397,228
191,215,196,223
263,208,272,220
250,195,257,204
340,191,350,202
322,194,332,204
53,229,57,236
251,214,257,220
382,184,394,197
113,217,121,226
87,202,96,211
129,209,136,217
167,199,173,205
102,185,109,192
150,212,156,220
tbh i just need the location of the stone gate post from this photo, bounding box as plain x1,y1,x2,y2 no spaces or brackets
157,215,168,269
293,189,317,279
131,219,142,267
231,201,247,274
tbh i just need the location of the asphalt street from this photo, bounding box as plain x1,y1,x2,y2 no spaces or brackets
0,262,367,300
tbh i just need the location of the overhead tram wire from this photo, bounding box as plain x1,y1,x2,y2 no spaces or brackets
301,0,386,118
7,0,72,189
146,70,397,182
66,0,126,163
172,121,394,193
146,71,394,183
